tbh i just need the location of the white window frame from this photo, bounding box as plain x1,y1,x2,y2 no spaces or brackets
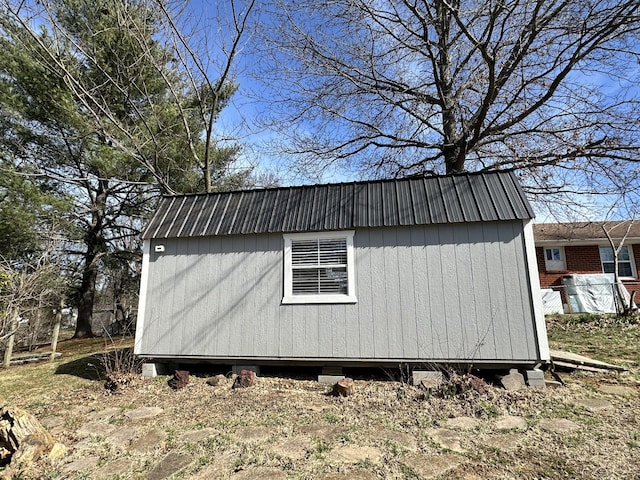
283,230,357,304
543,246,566,271
599,245,637,279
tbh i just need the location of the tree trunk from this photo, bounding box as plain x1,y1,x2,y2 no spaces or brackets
73,179,109,339
2,309,18,368
50,298,63,361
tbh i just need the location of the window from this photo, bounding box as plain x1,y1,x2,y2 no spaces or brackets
283,231,356,304
599,245,635,278
543,246,566,271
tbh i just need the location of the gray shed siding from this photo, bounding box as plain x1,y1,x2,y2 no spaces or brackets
137,221,541,363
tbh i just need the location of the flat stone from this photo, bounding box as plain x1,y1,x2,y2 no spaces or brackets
105,426,138,446
428,428,466,453
599,385,637,396
147,452,194,480
572,397,613,411
232,467,286,479
62,455,101,473
446,416,481,430
377,430,418,452
333,445,383,464
317,471,377,480
500,370,525,391
298,424,346,442
180,427,218,443
87,407,121,422
413,370,443,387
484,433,522,451
402,453,463,479
234,426,272,443
94,458,137,479
41,415,65,429
48,443,68,463
271,437,311,460
124,406,163,420
191,454,234,479
494,415,527,431
130,429,167,453
539,418,580,434
76,421,118,438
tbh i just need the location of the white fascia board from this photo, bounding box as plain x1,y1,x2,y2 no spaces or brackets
134,239,151,355
524,220,550,362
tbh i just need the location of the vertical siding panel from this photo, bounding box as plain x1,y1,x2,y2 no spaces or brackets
143,242,167,353
369,229,388,357
215,236,237,356
440,225,463,357
382,228,402,357
263,234,282,357
482,222,512,359
159,241,181,354
397,228,419,358
192,237,211,355
331,304,347,357
453,226,480,360
180,238,201,354
243,235,259,355
206,236,224,356
355,231,374,358
279,306,294,357
425,227,448,358
466,226,497,360
308,306,322,357
500,223,533,359
410,227,430,358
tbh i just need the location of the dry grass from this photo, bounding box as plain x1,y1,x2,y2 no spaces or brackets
0,320,639,479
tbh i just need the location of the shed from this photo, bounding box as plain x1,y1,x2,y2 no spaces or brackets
134,171,549,370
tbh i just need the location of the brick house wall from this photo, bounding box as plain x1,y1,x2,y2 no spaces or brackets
535,243,640,303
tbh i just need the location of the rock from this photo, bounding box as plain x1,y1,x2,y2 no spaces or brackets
494,415,527,431
599,385,637,396
317,471,377,480
147,452,194,480
62,455,101,473
105,427,138,447
180,428,218,443
87,407,121,422
428,428,466,453
539,418,579,434
298,424,347,442
76,421,117,438
331,377,355,396
232,369,256,389
446,416,481,430
94,457,137,479
48,442,67,463
130,429,167,453
402,453,463,479
499,370,525,391
484,433,522,451
234,426,272,443
168,370,190,390
333,445,383,464
206,374,228,387
271,437,311,460
375,430,418,452
124,406,163,421
571,398,613,411
0,405,57,469
232,467,287,479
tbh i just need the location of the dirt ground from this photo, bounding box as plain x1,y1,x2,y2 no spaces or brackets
1,318,639,480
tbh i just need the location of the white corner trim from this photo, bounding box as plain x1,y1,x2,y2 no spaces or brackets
523,220,550,361
134,239,151,355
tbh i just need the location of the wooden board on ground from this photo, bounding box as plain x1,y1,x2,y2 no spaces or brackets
550,349,626,373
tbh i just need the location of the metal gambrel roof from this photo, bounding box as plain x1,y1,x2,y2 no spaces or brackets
142,171,534,239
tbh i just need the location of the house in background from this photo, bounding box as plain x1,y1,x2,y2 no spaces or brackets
533,221,640,312
135,171,549,372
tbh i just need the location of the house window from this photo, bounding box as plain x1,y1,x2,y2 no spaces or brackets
599,246,635,278
283,231,357,304
543,247,566,271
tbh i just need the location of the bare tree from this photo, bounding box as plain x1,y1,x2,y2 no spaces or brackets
260,0,640,199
